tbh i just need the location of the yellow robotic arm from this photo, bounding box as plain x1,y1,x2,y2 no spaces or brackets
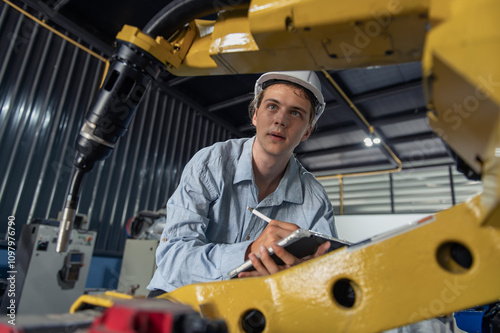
67,0,500,332
116,0,429,75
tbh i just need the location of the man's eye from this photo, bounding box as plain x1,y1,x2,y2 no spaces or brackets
267,104,277,110
291,110,301,117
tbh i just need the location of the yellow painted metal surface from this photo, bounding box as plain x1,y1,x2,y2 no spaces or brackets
423,0,500,223
115,23,196,70
248,0,428,70
162,194,500,332
70,291,133,313
129,0,430,76
168,20,220,74
171,9,260,76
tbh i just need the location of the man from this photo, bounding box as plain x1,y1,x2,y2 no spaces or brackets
147,71,337,295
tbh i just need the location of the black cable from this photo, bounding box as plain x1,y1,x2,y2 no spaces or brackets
143,0,250,38
65,168,84,211
56,168,85,252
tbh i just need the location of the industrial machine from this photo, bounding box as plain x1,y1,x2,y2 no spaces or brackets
117,239,158,297
0,220,96,315
42,0,500,332
116,210,164,296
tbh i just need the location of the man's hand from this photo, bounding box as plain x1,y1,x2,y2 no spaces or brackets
246,220,300,259
238,233,331,278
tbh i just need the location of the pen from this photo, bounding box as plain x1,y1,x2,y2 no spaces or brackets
247,206,272,223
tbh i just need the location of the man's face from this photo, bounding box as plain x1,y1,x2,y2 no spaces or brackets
252,83,313,159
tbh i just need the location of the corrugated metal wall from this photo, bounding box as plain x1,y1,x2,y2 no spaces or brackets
319,166,482,215
0,2,235,254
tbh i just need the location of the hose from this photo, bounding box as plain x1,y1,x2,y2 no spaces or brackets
143,0,251,38
56,168,84,252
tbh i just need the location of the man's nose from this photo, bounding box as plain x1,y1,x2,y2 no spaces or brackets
274,110,288,127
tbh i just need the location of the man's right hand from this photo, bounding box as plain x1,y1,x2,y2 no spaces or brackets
245,219,300,260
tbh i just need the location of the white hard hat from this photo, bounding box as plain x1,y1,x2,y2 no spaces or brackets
254,71,326,122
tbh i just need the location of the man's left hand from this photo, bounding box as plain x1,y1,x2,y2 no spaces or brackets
237,241,330,278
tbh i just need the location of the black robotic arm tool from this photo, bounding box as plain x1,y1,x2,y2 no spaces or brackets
57,0,250,252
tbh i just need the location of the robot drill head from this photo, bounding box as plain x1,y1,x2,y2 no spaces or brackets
56,41,163,252
75,41,162,172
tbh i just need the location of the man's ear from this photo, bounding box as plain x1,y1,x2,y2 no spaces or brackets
301,125,313,141
252,108,258,126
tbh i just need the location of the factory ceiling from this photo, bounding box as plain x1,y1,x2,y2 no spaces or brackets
15,0,458,177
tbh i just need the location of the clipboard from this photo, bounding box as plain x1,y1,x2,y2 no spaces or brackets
227,228,351,279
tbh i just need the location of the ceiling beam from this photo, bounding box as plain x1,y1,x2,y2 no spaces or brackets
323,79,423,113
17,0,113,55
351,79,423,104
306,151,453,174
307,159,395,173
167,76,195,87
298,131,440,158
207,92,253,112
400,153,454,169
299,142,369,158
205,76,421,116
157,83,243,138
370,106,428,126
295,106,431,153
388,131,438,145
237,123,254,133
322,72,425,170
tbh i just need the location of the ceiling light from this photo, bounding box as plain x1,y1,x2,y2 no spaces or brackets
364,136,381,147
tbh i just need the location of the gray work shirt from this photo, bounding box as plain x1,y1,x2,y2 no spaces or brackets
147,136,337,292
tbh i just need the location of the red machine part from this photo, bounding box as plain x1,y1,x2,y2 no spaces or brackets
0,299,226,333
89,303,174,333
88,299,227,333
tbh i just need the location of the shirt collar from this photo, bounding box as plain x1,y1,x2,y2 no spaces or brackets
264,156,304,206
234,136,304,205
234,136,255,184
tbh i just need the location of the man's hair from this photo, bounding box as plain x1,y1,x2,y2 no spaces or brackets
248,81,318,126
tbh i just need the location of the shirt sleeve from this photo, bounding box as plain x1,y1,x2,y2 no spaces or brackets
150,156,252,291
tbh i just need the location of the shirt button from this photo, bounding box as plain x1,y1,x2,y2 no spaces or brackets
246,235,250,240
162,237,167,242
